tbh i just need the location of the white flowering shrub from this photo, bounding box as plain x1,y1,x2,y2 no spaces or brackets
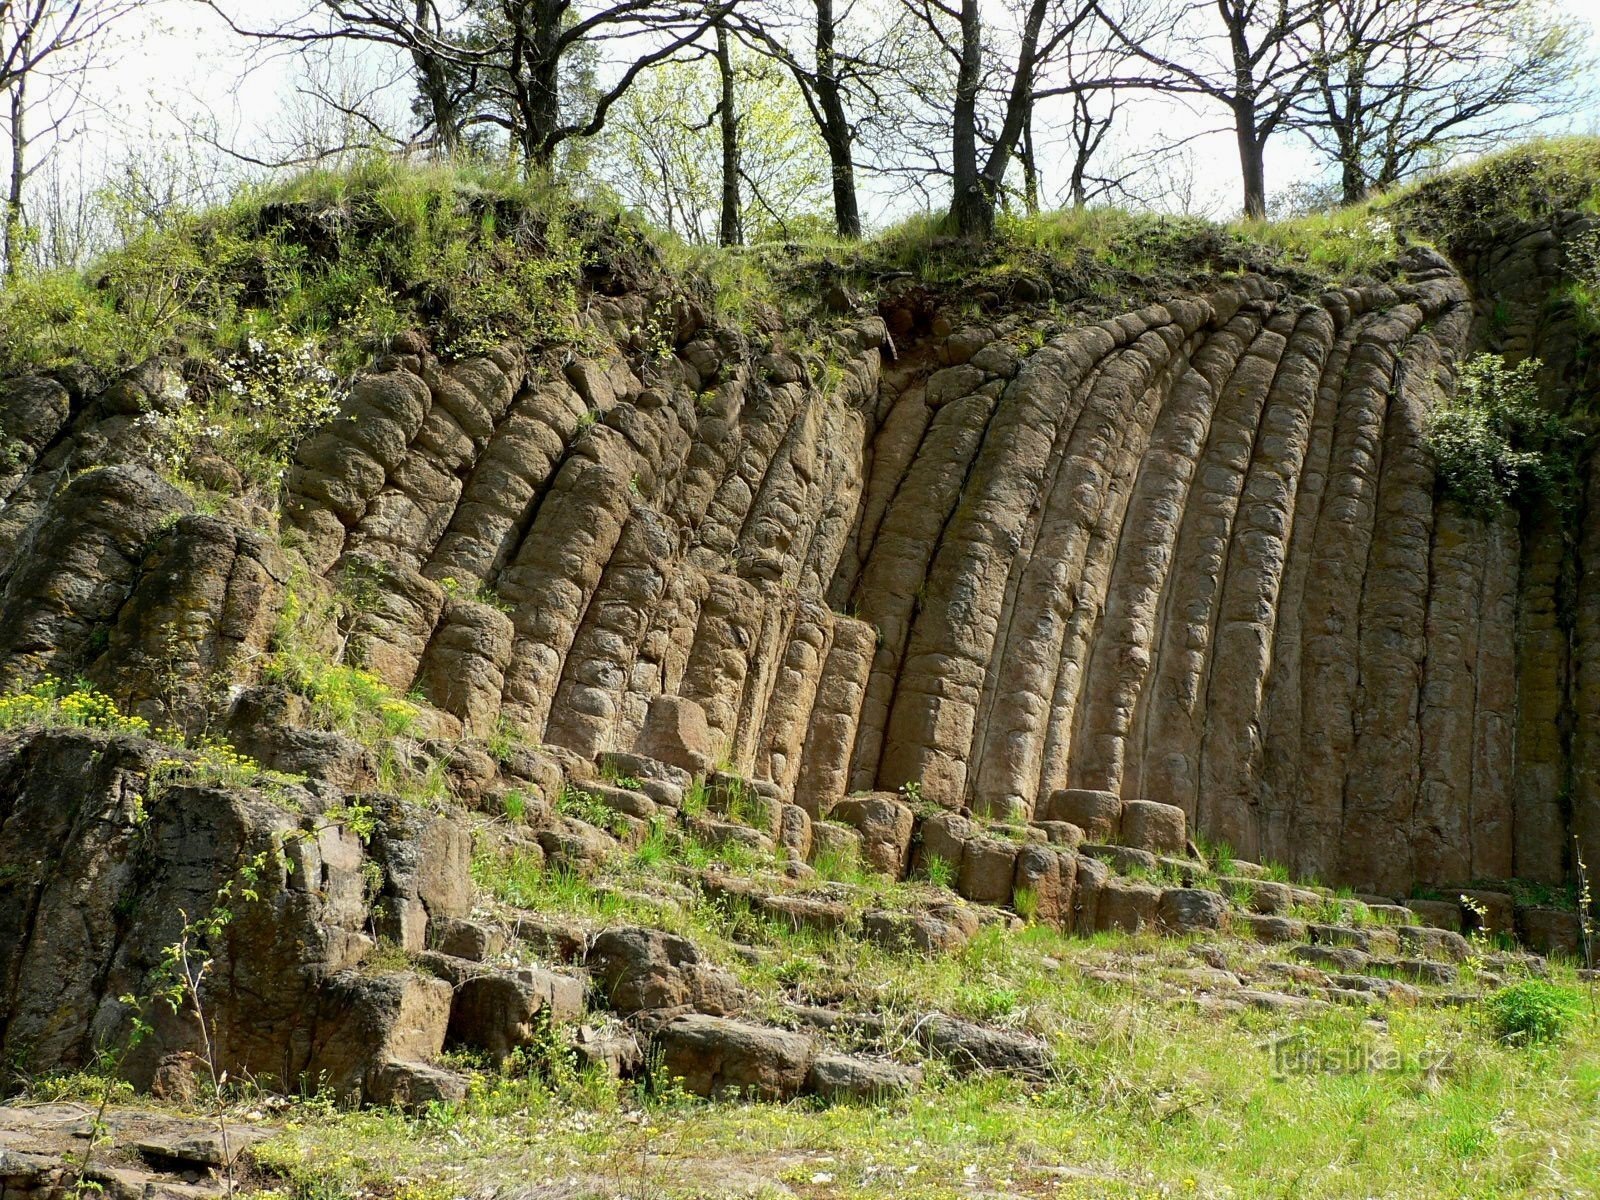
151,327,344,495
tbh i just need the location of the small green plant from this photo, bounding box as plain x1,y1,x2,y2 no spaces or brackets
1425,353,1578,513
1012,885,1039,923
501,789,528,822
921,854,956,890
557,783,622,834
1484,979,1585,1044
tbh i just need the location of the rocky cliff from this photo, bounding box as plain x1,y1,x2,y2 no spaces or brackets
2,149,1598,1101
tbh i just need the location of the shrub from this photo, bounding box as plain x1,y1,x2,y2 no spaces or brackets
1484,979,1585,1044
1426,353,1577,513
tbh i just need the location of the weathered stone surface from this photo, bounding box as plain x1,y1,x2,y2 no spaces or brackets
915,1016,1054,1079
861,906,977,954
635,695,714,775
1403,899,1464,932
654,1015,814,1099
1121,800,1188,855
1042,789,1122,841
1096,879,1162,933
445,967,586,1062
805,1053,921,1102
1516,908,1585,960
830,793,915,875
958,836,1020,904
586,927,743,1015
1157,888,1229,933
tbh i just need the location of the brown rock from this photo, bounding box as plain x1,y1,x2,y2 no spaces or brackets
1042,789,1122,841
958,836,1020,904
636,695,715,775
831,793,915,876
1121,800,1188,854
654,1015,814,1099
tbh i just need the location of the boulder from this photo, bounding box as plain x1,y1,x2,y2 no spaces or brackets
913,811,976,878
365,1060,469,1111
1403,899,1463,932
779,804,813,860
808,820,863,872
1095,879,1161,934
831,794,915,876
861,906,977,955
1157,888,1229,934
805,1053,921,1103
635,695,714,775
654,1015,814,1099
958,836,1020,904
1516,907,1585,960
1012,845,1074,926
586,927,744,1015
429,917,505,962
1120,800,1187,855
915,1016,1054,1080
1041,789,1121,841
446,967,587,1063
1291,944,1370,973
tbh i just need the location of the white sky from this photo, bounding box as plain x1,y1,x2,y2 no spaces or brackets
50,0,1600,227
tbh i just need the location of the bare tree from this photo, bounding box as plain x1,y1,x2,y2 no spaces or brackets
1295,0,1589,203
729,0,917,238
461,0,734,170
0,0,138,277
896,0,1098,235
199,2,484,155
1096,0,1318,218
713,21,740,244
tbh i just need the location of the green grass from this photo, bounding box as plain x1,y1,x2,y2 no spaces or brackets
237,947,1600,1200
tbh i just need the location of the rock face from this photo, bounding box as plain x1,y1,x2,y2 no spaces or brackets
2,219,1599,911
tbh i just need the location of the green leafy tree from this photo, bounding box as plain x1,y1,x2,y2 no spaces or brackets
593,48,830,243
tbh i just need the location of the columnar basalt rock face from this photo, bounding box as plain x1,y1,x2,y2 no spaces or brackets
2,232,1599,898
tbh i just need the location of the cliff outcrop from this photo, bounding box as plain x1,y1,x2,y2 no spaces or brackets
2,146,1598,1102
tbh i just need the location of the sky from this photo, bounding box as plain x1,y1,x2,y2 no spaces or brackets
40,0,1600,231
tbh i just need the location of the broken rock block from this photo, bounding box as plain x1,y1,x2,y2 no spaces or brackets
779,803,813,860
1157,888,1229,934
957,836,1019,905
861,906,977,955
573,1023,644,1078
366,1060,469,1111
1516,907,1585,960
1012,844,1075,927
586,926,744,1015
635,694,714,775
805,1053,922,1103
1403,898,1463,932
429,917,505,962
655,1014,814,1100
912,811,976,878
446,966,587,1063
1041,789,1122,842
831,793,915,876
808,820,863,871
1120,800,1187,855
1095,879,1161,934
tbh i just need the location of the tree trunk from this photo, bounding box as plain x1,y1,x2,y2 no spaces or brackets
948,0,990,237
412,0,459,154
5,66,25,280
814,0,860,238
1234,111,1266,219
517,0,563,171
715,23,741,246
1019,105,1040,215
